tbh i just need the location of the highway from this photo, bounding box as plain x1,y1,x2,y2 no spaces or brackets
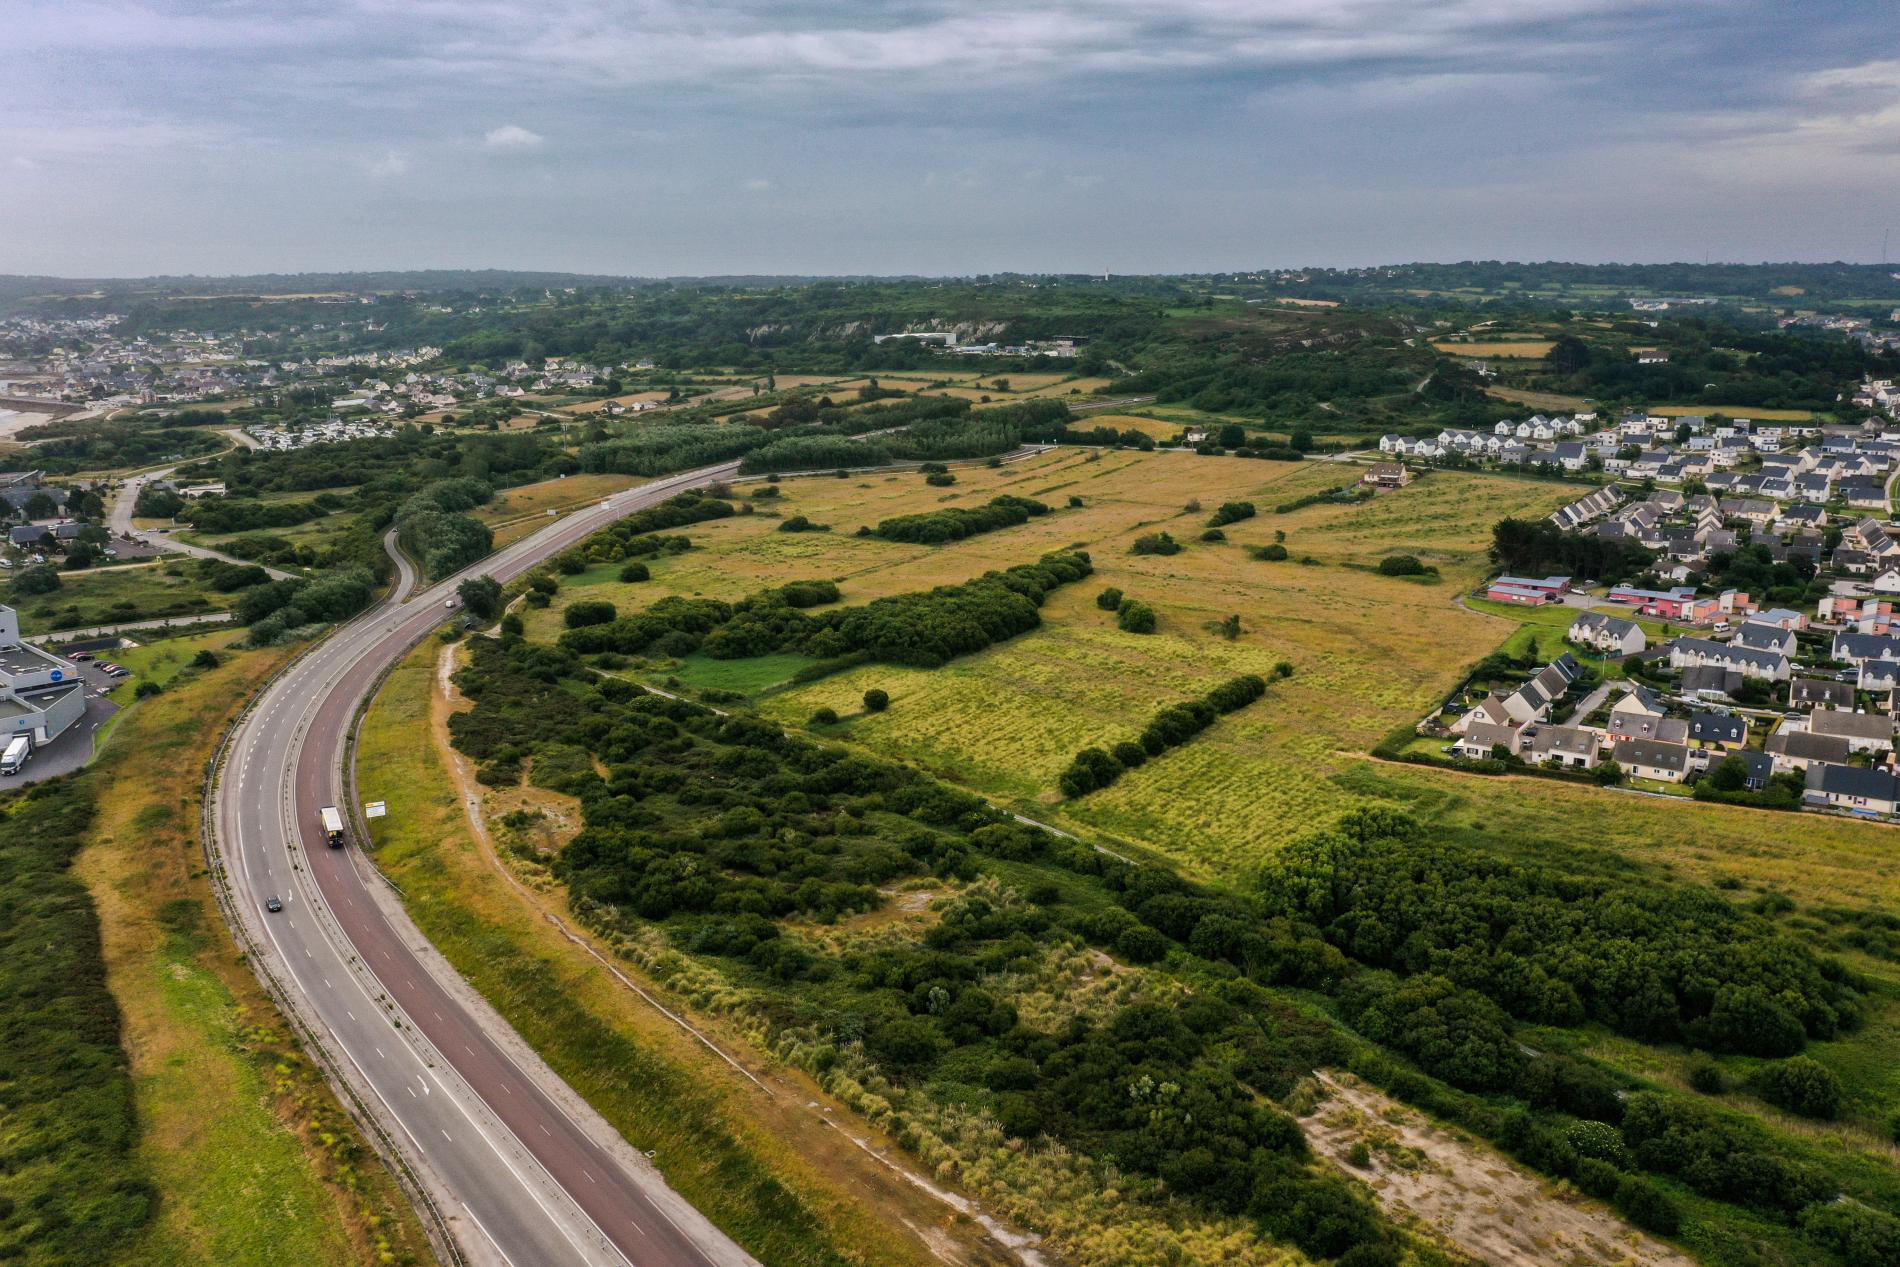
212,462,757,1267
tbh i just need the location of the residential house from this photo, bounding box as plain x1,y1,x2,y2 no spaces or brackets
1606,585,1719,623
1362,462,1414,489
1451,721,1523,761
1833,631,1900,665
1790,677,1856,710
1614,738,1693,781
1731,622,1797,656
1667,637,1791,681
1529,725,1603,769
1808,708,1895,754
1680,665,1744,699
1804,764,1900,815
1686,712,1748,750
1568,611,1646,655
1765,729,1853,774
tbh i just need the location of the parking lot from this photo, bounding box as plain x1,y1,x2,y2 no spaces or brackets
0,656,124,787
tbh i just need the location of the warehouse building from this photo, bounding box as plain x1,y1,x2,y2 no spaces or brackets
0,604,86,746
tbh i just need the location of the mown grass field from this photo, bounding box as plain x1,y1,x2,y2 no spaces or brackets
10,561,234,634
1068,413,1180,439
1647,403,1816,421
1428,339,1556,358
74,640,434,1267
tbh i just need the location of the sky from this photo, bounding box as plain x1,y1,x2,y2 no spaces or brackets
4,0,1898,278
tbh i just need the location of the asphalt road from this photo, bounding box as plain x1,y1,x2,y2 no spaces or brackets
215,462,758,1267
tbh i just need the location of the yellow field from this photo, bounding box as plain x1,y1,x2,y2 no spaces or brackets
1428,340,1556,358
1071,413,1180,439
473,472,649,547
530,457,1540,865
1647,403,1815,421
561,391,671,414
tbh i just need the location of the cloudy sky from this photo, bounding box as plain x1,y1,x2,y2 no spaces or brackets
5,0,1897,277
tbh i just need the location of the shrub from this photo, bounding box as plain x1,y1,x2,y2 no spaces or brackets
565,600,617,629
1095,586,1124,611
1686,1055,1728,1095
189,649,220,669
1116,600,1157,634
751,485,781,499
1130,531,1182,556
778,515,828,533
1801,1202,1900,1267
1208,501,1256,527
1377,555,1428,576
1253,543,1290,561
1200,528,1226,542
619,561,651,583
1273,660,1295,678
1750,1055,1844,1119
1067,495,1083,507
1611,1175,1681,1236
1574,1156,1622,1200
809,707,840,726
862,688,890,712
134,680,163,698
925,471,956,487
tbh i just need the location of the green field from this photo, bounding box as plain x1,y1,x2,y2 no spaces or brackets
9,561,234,634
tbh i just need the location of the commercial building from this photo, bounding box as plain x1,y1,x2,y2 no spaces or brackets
0,605,86,746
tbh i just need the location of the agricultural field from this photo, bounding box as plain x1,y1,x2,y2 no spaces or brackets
9,560,235,634
1427,339,1557,358
1067,412,1179,439
527,451,1573,877
1647,403,1816,420
1484,386,1595,411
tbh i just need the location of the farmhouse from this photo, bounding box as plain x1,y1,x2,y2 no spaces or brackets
1803,764,1900,815
1808,708,1895,753
1568,611,1645,655
1362,462,1413,489
1613,738,1692,782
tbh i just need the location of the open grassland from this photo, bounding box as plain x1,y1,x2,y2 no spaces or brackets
533,454,1565,871
74,642,435,1267
10,561,233,634
1484,386,1595,411
355,642,983,1267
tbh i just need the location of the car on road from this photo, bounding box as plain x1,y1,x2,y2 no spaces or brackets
264,895,283,912
444,597,458,609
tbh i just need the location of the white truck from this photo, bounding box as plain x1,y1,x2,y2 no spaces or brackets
319,805,346,848
0,735,29,777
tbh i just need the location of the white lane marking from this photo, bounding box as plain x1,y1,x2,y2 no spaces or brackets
461,1201,525,1267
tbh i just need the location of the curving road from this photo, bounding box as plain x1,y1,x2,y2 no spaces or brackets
213,462,756,1267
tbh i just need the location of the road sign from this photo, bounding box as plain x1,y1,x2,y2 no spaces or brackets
364,801,387,819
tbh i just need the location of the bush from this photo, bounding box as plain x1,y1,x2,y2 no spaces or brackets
134,680,163,699
1200,528,1226,542
1116,600,1157,634
1750,1055,1845,1119
1377,555,1429,576
1611,1175,1681,1236
778,515,828,533
189,649,221,670
925,471,956,487
619,561,651,583
1208,501,1256,527
1130,531,1182,556
11,564,61,595
862,688,889,712
1801,1202,1900,1267
1067,495,1083,508
1273,660,1295,678
1574,1156,1622,1200
1686,1055,1728,1095
1095,586,1123,611
1252,543,1290,561
565,600,617,629
809,707,840,726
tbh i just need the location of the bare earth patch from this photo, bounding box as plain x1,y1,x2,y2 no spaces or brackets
1302,1073,1695,1267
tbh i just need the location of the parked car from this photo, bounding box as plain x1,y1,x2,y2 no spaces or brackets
69,652,94,662
107,668,130,679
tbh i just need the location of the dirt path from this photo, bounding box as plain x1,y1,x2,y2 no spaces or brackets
1302,1072,1695,1267
425,644,1045,1267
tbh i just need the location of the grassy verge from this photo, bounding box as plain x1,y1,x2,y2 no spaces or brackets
355,640,962,1267
73,642,438,1267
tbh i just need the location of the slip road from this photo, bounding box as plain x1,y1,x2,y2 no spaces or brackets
215,462,760,1267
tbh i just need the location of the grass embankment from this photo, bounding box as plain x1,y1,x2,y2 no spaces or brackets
469,472,646,548
10,560,234,634
73,642,438,1267
355,641,963,1267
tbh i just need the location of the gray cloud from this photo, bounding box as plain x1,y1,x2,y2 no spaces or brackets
3,0,1896,274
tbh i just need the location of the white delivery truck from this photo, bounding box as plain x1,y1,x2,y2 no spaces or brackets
319,805,346,848
0,735,29,777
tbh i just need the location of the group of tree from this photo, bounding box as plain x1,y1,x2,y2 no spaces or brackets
865,495,1051,544
1059,675,1267,797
